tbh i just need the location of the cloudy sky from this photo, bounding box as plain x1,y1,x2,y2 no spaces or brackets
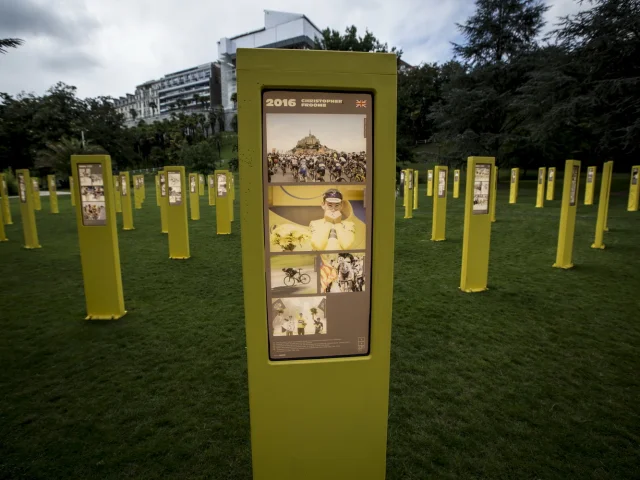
0,0,582,99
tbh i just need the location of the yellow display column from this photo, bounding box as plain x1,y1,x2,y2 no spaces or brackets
69,176,76,207
627,165,639,212
229,173,235,222
188,173,200,220
199,173,205,196
553,160,581,269
426,169,433,196
432,165,448,241
120,172,134,230
159,171,168,234
509,168,519,204
155,174,161,207
404,168,414,219
535,167,546,207
165,166,190,259
208,174,216,206
0,173,13,225
591,161,613,249
141,175,146,203
460,157,494,292
71,156,126,320
402,170,407,207
584,166,597,205
490,165,497,223
134,175,142,209
546,167,556,201
215,170,231,234
412,170,419,209
47,175,59,214
16,169,41,249
0,204,7,241
603,161,614,231
32,178,42,211
453,169,460,198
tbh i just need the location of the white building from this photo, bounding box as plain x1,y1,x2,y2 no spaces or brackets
217,10,322,123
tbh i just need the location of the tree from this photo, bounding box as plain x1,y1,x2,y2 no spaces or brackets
310,307,318,320
129,108,138,121
35,137,105,175
314,25,402,59
179,137,220,172
0,38,24,54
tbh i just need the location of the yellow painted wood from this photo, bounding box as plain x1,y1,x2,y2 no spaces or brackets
120,172,134,230
553,160,581,268
188,173,200,220
490,166,497,223
584,166,597,205
426,169,433,196
215,169,231,234
412,170,419,209
460,157,495,292
546,167,556,201
208,174,216,206
509,168,519,204
591,161,613,249
432,165,448,241
404,169,413,218
453,169,460,198
134,175,143,209
237,47,396,480
31,177,42,211
627,165,639,212
536,167,546,208
402,170,407,207
16,170,40,249
165,166,190,259
0,173,13,224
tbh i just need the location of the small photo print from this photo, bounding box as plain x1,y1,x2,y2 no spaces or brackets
78,164,104,186
168,172,182,205
217,174,227,196
81,186,105,202
587,169,594,183
121,176,128,196
538,169,545,184
160,174,167,197
82,202,106,225
632,168,638,186
473,164,491,214
209,176,215,188
271,296,327,336
190,176,196,193
320,252,365,293
270,254,318,295
18,174,26,203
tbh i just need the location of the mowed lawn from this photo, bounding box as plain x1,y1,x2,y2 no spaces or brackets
0,172,639,479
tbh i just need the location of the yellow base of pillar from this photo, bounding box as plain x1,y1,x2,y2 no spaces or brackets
23,245,42,249
552,263,574,269
86,311,127,321
590,243,605,249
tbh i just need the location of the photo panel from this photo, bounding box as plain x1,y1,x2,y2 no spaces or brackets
271,297,327,337
78,164,107,226
120,175,128,196
168,172,182,205
473,164,491,215
270,254,318,296
319,252,366,293
189,175,197,194
217,174,227,197
18,173,26,203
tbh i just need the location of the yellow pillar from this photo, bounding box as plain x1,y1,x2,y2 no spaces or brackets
199,173,205,196
453,169,460,198
113,177,122,213
159,171,168,234
584,166,597,205
553,160,581,269
141,175,146,203
47,175,59,214
229,173,235,222
155,174,161,207
460,157,495,292
0,203,7,241
16,170,41,249
166,166,190,259
72,156,126,320
431,165,448,241
426,169,433,196
188,173,200,220
536,167,546,208
402,170,407,207
120,172,134,230
32,177,42,211
546,167,556,201
591,161,613,249
69,176,76,207
627,165,639,212
490,166,497,223
509,168,519,204
215,170,231,234
412,170,419,209
208,174,216,206
604,161,613,231
134,175,142,209
0,173,13,224
404,168,413,218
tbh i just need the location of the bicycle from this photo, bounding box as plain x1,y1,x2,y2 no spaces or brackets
283,268,311,286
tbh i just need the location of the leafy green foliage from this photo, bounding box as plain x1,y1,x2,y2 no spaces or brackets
314,25,402,58
35,137,106,176
179,137,220,172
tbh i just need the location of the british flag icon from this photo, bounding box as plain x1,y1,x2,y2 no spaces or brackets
356,100,367,108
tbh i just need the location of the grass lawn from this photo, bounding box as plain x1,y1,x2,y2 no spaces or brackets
0,172,638,479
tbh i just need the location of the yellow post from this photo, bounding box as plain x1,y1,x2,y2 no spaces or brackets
120,172,134,230
32,178,42,211
509,168,519,204
404,168,413,218
460,157,495,292
0,173,13,225
584,166,597,205
402,170,407,207
69,176,76,207
453,169,460,198
490,165,497,223
134,175,142,209
208,174,216,206
0,203,7,241
47,175,59,214
546,167,556,201
199,173,205,196
141,174,146,203
412,170,419,209
155,174,160,207
604,161,613,231
159,171,168,234
627,165,639,212
72,156,126,320
553,160,581,269
215,170,231,234
165,166,190,259
536,167,546,208
591,161,613,249
16,170,41,249
113,176,122,213
188,173,200,220
229,172,235,222
432,165,448,241
426,169,433,196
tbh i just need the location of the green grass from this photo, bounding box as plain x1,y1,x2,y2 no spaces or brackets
1,174,639,479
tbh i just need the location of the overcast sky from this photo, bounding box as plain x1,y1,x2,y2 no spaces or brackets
0,0,582,99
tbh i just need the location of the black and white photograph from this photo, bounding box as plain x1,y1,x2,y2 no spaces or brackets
538,169,545,184
168,172,182,205
81,202,106,225
32,179,39,193
587,169,594,183
320,253,365,293
473,164,491,214
18,173,26,203
81,186,105,202
266,114,366,183
270,254,318,295
160,173,167,197
217,173,227,197
455,171,460,183
438,170,446,197
120,176,128,196
78,164,104,187
511,170,517,184
189,175,196,194
632,168,638,186
271,297,327,336
570,166,579,206
209,176,215,188
549,169,555,182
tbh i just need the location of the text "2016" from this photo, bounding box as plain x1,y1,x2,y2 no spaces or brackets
265,99,297,107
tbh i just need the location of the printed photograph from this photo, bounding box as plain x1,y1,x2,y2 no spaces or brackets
18,174,26,203
160,174,167,196
32,179,39,192
217,174,227,196
270,254,318,295
511,170,517,183
121,176,128,196
587,169,594,183
190,175,196,193
319,253,365,293
267,185,366,252
168,172,182,205
271,297,327,336
78,164,104,186
570,166,579,206
473,164,491,214
549,169,555,181
538,169,545,184
209,176,215,188
632,168,638,185
81,186,105,202
438,170,447,197
266,113,366,183
82,202,106,224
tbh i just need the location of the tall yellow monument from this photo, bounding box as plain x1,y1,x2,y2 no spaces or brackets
591,161,613,249
412,170,419,210
509,168,519,204
0,173,13,225
490,165,497,223
47,175,59,214
426,169,433,196
536,167,546,208
584,166,597,205
432,165,448,241
215,170,231,234
120,172,134,230
16,169,41,249
158,171,168,234
453,169,460,198
546,167,557,201
188,173,200,220
32,178,42,211
404,168,414,218
553,160,581,269
199,173,205,196
208,174,216,206
165,166,190,259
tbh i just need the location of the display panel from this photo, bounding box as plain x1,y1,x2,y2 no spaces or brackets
570,165,579,206
549,169,555,182
408,171,413,190
168,172,182,205
78,163,106,226
632,167,639,186
159,172,167,197
217,174,227,197
455,171,460,183
120,175,127,196
473,164,491,215
587,168,594,183
18,173,27,203
263,90,373,361
438,170,446,198
189,175,196,194
209,176,215,188
511,170,516,184
538,169,544,184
